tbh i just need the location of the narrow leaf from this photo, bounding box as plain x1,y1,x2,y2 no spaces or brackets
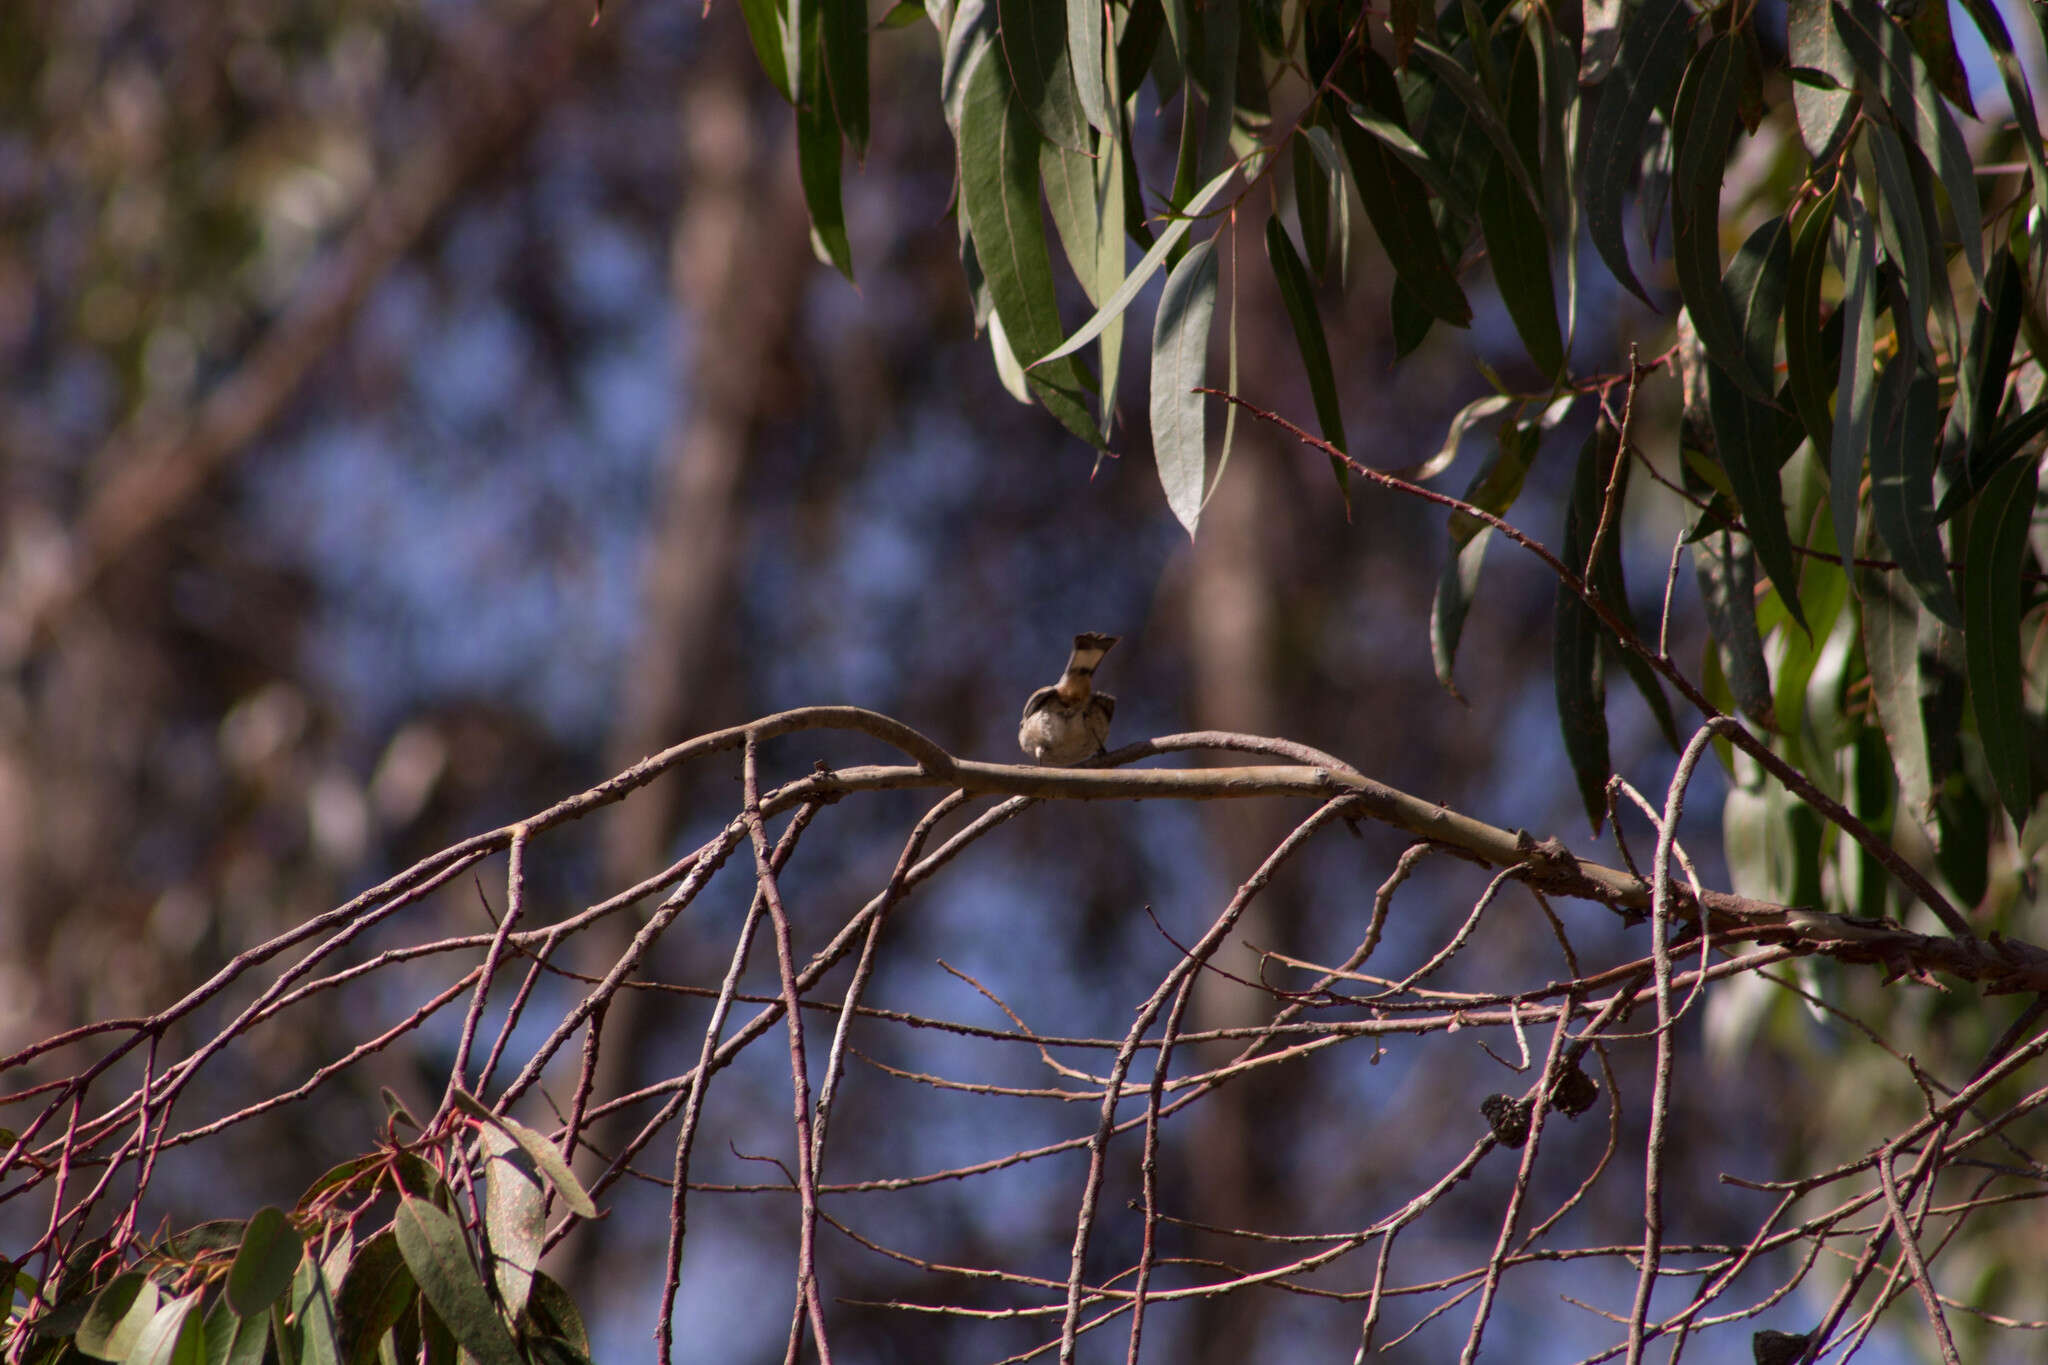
1829,198,1878,577
1863,120,1939,363
1476,33,1564,377
446,1091,599,1220
1150,236,1218,536
1557,426,1618,829
1066,0,1110,132
1264,218,1346,456
479,1128,543,1326
796,5,854,280
1857,554,1936,828
1670,34,1769,399
1952,0,2048,223
1694,527,1776,725
1406,38,1544,223
822,0,870,154
1831,0,1985,292
739,0,793,103
1334,48,1472,326
1410,393,1515,481
958,40,1102,442
1786,184,1840,456
1035,161,1237,365
1869,356,1963,624
997,0,1085,149
1579,0,1693,304
1961,455,2040,820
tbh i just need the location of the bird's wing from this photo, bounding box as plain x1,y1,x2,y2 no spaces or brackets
1094,693,1116,722
1021,685,1060,719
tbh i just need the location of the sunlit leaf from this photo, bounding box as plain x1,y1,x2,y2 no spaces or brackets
1693,526,1776,726
1151,236,1217,536
1857,555,1935,830
227,1207,303,1320
77,1274,158,1361
1066,0,1110,133
740,0,793,103
393,1199,519,1365
479,1127,543,1326
1828,199,1877,577
127,1290,205,1365
997,0,1084,150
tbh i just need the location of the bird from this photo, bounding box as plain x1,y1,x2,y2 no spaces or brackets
1018,633,1119,765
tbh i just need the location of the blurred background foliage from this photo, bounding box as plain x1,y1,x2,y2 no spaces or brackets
1,0,2045,1359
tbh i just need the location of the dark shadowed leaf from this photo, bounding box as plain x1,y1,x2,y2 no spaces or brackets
822,0,869,153
1786,0,1856,159
1693,526,1776,725
1785,184,1840,458
1265,217,1346,461
1334,48,1472,326
336,1231,416,1365
1579,0,1693,304
1671,34,1769,400
797,6,854,280
1961,455,2040,820
1869,356,1961,625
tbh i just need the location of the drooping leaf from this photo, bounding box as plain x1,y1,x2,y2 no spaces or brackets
1670,33,1769,400
740,0,794,103
1829,198,1878,578
227,1207,303,1320
1475,32,1563,377
1036,162,1237,366
957,39,1102,443
1951,0,2048,222
1960,454,2040,820
1066,0,1111,133
1193,0,1239,175
1937,248,2025,511
446,1091,599,1220
1556,425,1618,829
1693,526,1776,726
1293,135,1330,278
1903,0,1976,118
393,1199,520,1365
1579,0,1693,305
1406,38,1545,224
1433,415,1541,695
796,4,854,280
1862,120,1939,363
822,0,870,154
1334,48,1473,326
1265,217,1346,464
1785,183,1841,457
1151,235,1218,536
1831,0,1985,292
1704,333,1809,635
1856,553,1936,829
1411,392,1515,482
1868,355,1962,625
997,0,1085,150
1786,0,1857,160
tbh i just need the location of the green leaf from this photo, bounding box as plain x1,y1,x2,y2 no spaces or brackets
334,1231,415,1365
1693,526,1776,726
1264,217,1345,460
957,39,1102,443
1940,248,2025,508
1786,0,1857,160
1341,109,1477,225
1704,346,1808,634
1150,235,1218,536
446,1092,598,1220
1413,392,1515,482
1961,454,2040,821
739,0,793,102
1903,0,1976,118
78,1275,158,1362
392,1200,519,1365
1406,38,1544,226
1293,132,1330,279
1433,416,1542,695
1334,48,1472,327
796,4,854,280
201,1297,267,1365
1829,198,1878,578
1857,552,1935,828
1036,161,1237,366
1670,34,1768,402
822,0,870,154
1869,355,1961,625
1476,33,1563,378
1951,0,2048,223
526,1276,591,1358
226,1208,303,1320
1863,120,1939,364
1556,425,1618,829
1066,0,1110,132
1773,522,1852,770
478,1128,543,1326
1830,0,1985,293
127,1290,205,1365
997,0,1085,150
879,3,924,29
1786,184,1841,458
1579,0,1693,305
1192,0,1239,176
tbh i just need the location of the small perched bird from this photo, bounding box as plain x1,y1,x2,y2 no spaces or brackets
1018,633,1119,765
